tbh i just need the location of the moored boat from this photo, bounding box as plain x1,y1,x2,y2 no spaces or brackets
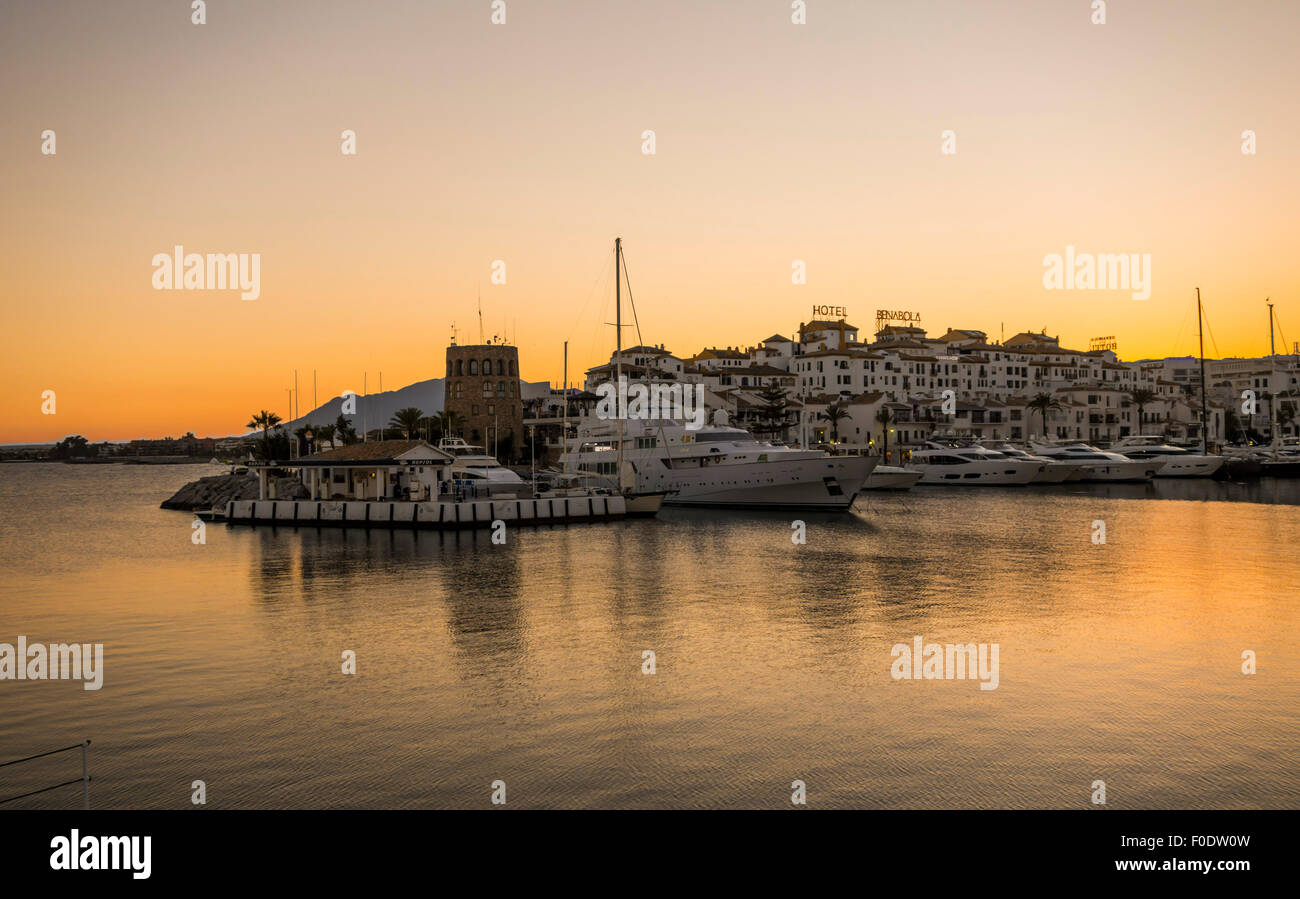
863,465,923,490
1109,436,1225,477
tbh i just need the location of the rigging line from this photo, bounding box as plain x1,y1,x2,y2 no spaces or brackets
565,248,615,343
620,247,645,348
1201,301,1221,359
1273,309,1292,359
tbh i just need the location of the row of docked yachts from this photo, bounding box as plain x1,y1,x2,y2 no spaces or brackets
454,421,1292,516
869,436,1226,489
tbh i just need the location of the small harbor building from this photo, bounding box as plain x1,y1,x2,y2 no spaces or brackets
253,440,455,501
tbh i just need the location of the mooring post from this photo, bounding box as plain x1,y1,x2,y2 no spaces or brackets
81,740,90,810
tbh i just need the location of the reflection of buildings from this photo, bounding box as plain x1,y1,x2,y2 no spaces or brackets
444,341,523,461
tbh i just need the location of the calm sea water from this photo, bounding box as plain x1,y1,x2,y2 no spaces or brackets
1,462,1297,809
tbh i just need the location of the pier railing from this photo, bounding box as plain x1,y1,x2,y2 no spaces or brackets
0,740,91,809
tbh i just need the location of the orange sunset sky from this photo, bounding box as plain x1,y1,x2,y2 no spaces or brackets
2,0,1298,442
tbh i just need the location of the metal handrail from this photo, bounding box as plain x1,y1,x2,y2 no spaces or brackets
0,740,90,809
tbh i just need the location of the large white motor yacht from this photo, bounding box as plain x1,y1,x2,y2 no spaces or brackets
1028,440,1165,481
438,436,529,496
561,417,875,510
905,442,1042,485
1108,436,1225,477
977,440,1085,483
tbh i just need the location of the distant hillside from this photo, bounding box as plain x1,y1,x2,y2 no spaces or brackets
274,378,549,436
277,378,445,434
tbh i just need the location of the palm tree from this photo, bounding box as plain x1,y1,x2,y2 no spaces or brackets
434,410,463,440
334,414,357,445
314,423,336,449
1026,393,1061,439
416,416,439,442
1128,388,1157,434
757,385,790,440
1277,398,1297,438
389,407,425,439
874,406,894,463
246,410,282,460
818,400,850,444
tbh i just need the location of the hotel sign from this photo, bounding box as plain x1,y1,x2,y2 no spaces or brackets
876,309,923,332
811,304,849,318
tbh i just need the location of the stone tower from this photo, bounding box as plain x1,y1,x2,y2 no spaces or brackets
443,342,523,462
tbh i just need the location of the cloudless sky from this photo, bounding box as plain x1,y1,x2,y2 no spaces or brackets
2,0,1297,440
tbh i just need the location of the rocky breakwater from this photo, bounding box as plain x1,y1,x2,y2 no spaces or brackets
161,472,309,510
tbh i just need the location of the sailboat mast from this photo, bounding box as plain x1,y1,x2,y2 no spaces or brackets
615,238,624,475
562,340,569,472
1197,287,1208,455
1268,299,1278,448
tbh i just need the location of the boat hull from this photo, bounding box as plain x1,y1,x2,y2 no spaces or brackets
1260,459,1300,477
656,455,874,509
624,493,666,516
1029,464,1075,484
864,466,923,490
1143,456,1224,477
1079,462,1162,482
910,461,1041,486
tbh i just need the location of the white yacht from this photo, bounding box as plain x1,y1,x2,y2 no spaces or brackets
1109,436,1225,477
438,437,529,496
864,465,923,490
561,417,875,510
978,440,1085,483
1028,440,1165,481
905,442,1042,485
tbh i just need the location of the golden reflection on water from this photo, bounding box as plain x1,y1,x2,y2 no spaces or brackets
0,465,1296,808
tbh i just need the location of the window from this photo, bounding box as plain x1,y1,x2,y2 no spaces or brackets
509,360,516,375
497,381,506,397
482,358,492,374
469,360,478,375
482,383,493,398
456,360,463,376
454,383,464,399
487,404,495,415
472,405,480,416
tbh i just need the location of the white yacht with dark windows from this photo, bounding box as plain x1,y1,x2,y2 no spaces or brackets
904,441,1042,485
561,416,875,510
438,436,528,496
977,440,1087,483
1108,436,1225,477
1028,440,1165,481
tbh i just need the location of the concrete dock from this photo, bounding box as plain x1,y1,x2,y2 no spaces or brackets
224,495,627,528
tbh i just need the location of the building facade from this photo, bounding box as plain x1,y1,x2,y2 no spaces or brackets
443,342,524,461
